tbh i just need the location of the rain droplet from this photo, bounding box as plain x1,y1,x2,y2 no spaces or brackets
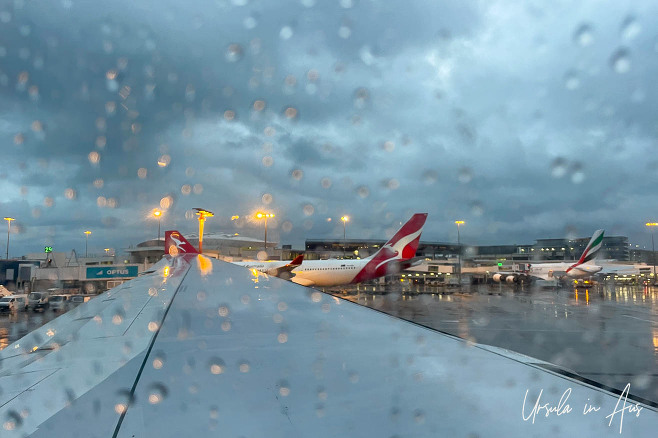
280,26,293,40
573,24,594,47
321,177,332,189
353,87,369,108
218,305,230,317
278,380,290,396
610,48,630,73
551,158,567,178
458,167,472,184
356,185,370,198
209,358,226,375
303,204,315,216
620,16,641,41
284,106,298,119
225,43,243,63
571,164,585,184
386,179,400,190
243,16,257,29
564,71,580,90
3,411,22,430
239,361,250,373
422,170,438,185
147,383,168,404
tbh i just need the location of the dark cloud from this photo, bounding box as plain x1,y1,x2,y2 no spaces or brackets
0,0,656,256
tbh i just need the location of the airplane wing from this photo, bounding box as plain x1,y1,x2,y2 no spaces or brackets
574,264,604,274
1,254,657,437
269,254,303,280
290,275,316,287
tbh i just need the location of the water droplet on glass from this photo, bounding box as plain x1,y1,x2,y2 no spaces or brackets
620,16,641,41
551,158,567,178
284,106,298,119
338,25,351,39
573,24,594,47
564,71,580,90
224,43,244,62
303,204,315,216
458,167,472,184
243,16,257,29
356,186,370,198
280,26,293,40
3,411,22,430
239,361,250,373
147,383,168,404
209,358,226,375
278,380,290,396
610,48,630,73
353,87,369,108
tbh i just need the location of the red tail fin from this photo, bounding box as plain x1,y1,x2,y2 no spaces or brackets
377,213,428,260
165,230,198,255
288,254,304,267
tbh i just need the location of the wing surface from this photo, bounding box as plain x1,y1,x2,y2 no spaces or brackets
1,254,657,437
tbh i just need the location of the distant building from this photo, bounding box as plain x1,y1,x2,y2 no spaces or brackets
126,232,283,264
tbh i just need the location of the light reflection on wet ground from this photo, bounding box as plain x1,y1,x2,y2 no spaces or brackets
336,283,658,404
0,310,59,351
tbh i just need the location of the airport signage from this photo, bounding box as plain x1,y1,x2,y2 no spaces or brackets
86,266,139,279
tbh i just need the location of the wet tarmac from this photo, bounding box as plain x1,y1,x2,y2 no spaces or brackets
336,283,658,404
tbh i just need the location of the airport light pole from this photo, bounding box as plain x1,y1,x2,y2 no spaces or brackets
153,209,163,242
455,220,465,287
84,230,91,257
255,212,274,253
194,208,214,254
4,217,14,259
646,222,658,284
341,216,349,258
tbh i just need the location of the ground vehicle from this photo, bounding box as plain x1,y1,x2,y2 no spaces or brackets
12,294,28,311
28,291,50,311
69,295,91,308
50,294,72,312
0,296,19,313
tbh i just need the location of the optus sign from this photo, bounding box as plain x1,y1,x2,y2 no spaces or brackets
86,266,138,279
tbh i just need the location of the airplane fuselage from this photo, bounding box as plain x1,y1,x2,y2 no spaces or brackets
529,262,602,280
291,259,367,287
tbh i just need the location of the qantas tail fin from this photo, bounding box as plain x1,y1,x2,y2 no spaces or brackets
165,230,199,255
370,213,428,261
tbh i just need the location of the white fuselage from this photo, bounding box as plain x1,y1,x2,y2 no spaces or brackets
529,262,602,280
290,259,369,287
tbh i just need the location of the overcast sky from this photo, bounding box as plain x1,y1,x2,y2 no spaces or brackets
1,0,657,257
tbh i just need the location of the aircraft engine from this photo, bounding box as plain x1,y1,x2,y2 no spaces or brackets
492,273,504,282
505,275,517,283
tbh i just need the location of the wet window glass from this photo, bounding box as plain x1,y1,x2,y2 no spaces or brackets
0,1,657,436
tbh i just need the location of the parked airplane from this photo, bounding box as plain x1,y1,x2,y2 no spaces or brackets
166,213,428,287
289,213,428,287
165,230,304,279
493,229,604,284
